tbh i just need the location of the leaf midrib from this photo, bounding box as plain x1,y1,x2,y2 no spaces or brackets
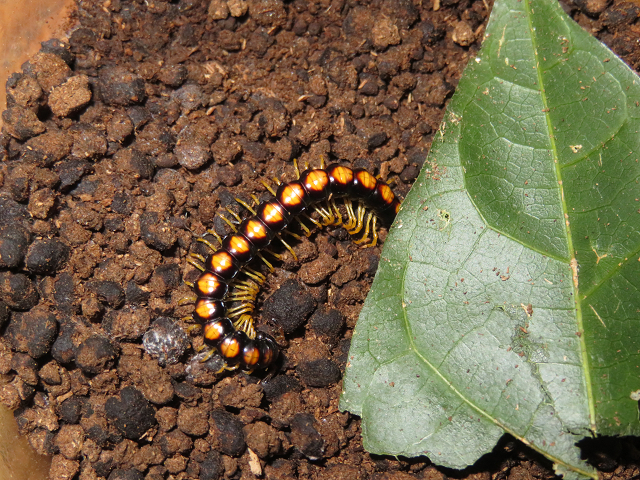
524,0,597,432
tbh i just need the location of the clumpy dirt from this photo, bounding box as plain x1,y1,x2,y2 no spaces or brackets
1,0,640,479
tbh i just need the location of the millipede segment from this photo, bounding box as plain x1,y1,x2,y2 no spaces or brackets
185,162,401,373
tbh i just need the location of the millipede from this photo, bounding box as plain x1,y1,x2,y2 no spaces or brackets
182,160,401,373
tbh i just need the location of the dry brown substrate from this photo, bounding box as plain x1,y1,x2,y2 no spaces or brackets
1,0,640,479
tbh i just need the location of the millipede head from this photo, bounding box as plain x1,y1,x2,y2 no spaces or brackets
193,298,226,324
219,330,250,365
256,200,291,232
205,250,239,281
221,233,255,264
255,331,279,369
203,317,234,346
300,169,330,202
239,217,273,250
241,339,262,369
276,181,308,215
352,168,378,199
376,197,401,226
194,272,229,299
326,163,354,196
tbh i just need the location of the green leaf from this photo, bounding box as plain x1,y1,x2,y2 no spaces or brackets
340,0,640,476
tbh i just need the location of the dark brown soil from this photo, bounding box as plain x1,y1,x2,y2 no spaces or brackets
1,0,640,479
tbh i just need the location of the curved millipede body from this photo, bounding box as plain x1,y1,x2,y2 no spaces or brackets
188,163,401,372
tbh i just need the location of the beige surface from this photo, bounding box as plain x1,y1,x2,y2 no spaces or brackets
0,405,51,480
0,2,75,476
0,0,75,116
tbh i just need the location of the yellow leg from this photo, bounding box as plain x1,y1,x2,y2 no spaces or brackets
233,314,256,339
219,214,238,232
187,257,205,271
362,216,379,248
329,200,343,227
206,229,223,244
344,200,357,231
235,197,257,215
178,295,198,305
347,203,366,235
257,253,274,272
262,180,277,196
278,236,299,261
196,237,218,252
296,218,312,236
186,324,201,333
354,211,374,245
294,158,300,179
313,205,333,226
264,248,282,260
190,252,206,263
226,208,242,223
304,213,323,229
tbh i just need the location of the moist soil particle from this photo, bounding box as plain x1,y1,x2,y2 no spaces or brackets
0,0,639,479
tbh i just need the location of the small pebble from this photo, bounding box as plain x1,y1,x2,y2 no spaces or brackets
40,39,74,65
49,455,79,480
0,196,30,228
171,84,206,113
75,335,116,374
262,279,317,334
227,0,248,17
157,429,192,455
2,106,46,140
25,238,70,274
575,0,610,16
358,73,379,96
54,424,85,460
54,159,90,190
0,272,40,310
125,106,151,129
209,409,246,456
105,386,157,439
297,359,341,387
208,0,229,19
107,469,144,480
22,129,72,167
140,212,177,251
199,451,223,480
28,188,56,219
48,75,92,117
98,67,146,106
86,280,125,308
113,148,155,179
0,225,30,268
309,307,344,340
289,413,324,460
5,308,57,358
11,353,39,385
125,281,150,305
6,73,42,110
156,65,188,88
51,318,80,364
452,21,476,47
59,396,87,424
175,142,211,170
262,375,302,402
297,253,338,284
